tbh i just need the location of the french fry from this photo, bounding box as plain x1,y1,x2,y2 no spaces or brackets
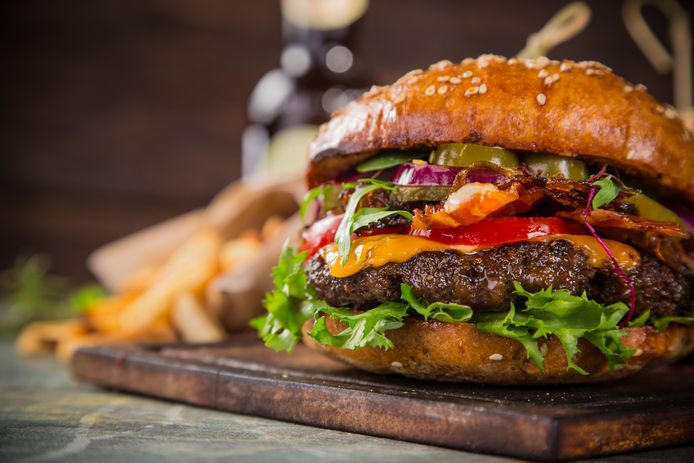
118,228,221,334
171,292,225,343
219,233,263,273
56,318,177,362
16,319,88,356
84,292,139,333
261,215,286,240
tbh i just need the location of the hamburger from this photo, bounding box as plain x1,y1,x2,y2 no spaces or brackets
252,55,694,384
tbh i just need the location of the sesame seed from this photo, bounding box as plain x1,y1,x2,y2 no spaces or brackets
536,93,547,105
478,60,490,69
478,83,488,94
544,73,560,86
489,353,503,361
664,105,678,120
390,361,403,368
462,57,475,65
449,76,462,84
560,62,572,72
462,70,473,79
426,274,433,281
431,59,453,70
465,86,479,97
437,75,451,82
656,105,665,114
424,84,436,96
585,68,606,76
538,69,549,79
635,83,647,91
540,344,548,356
508,58,518,65
403,69,423,78
623,85,634,93
437,85,448,95
471,76,481,85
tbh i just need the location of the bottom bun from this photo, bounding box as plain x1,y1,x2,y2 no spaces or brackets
302,317,694,384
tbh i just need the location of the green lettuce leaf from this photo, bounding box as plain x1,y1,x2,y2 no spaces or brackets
653,312,694,331
399,283,472,322
474,282,634,374
309,300,408,349
250,244,311,352
627,309,650,327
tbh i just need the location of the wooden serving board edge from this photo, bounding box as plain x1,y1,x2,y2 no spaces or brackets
71,345,694,461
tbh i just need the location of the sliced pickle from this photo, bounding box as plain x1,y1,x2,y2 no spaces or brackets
391,185,452,203
524,153,587,181
430,143,519,168
321,183,346,212
625,193,686,230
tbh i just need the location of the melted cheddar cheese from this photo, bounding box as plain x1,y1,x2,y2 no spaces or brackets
320,234,640,278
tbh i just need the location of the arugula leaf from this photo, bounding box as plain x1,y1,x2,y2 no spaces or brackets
351,208,413,231
653,312,694,331
335,180,408,264
251,244,311,352
592,177,621,209
474,282,634,374
356,153,424,173
399,283,472,322
300,186,324,221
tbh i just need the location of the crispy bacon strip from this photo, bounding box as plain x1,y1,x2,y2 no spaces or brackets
557,208,689,238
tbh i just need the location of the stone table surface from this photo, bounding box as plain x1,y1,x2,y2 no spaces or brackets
2,341,694,463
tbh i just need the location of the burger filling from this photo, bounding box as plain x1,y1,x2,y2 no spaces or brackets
253,144,694,375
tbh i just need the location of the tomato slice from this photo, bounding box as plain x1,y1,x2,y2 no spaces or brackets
302,215,585,258
300,214,343,257
410,217,585,246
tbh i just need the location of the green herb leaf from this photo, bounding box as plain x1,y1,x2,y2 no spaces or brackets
351,208,413,231
0,255,107,337
335,180,404,265
400,283,472,322
474,282,634,374
309,300,408,349
356,153,424,173
652,312,694,331
310,283,470,349
627,309,650,327
251,244,311,352
592,177,621,209
300,186,324,221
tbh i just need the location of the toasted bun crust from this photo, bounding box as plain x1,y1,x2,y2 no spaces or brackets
302,317,694,384
307,55,694,203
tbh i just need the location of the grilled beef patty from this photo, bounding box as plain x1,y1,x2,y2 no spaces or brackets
305,240,691,317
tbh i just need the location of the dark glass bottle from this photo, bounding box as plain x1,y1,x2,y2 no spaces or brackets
242,0,371,178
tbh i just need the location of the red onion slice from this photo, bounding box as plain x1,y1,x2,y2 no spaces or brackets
393,163,460,185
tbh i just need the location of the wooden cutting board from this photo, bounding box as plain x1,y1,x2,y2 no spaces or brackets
71,334,694,461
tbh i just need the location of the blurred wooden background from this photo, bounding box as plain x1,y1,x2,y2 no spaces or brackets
2,0,691,280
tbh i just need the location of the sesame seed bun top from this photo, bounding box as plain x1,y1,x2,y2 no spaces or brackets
307,55,694,203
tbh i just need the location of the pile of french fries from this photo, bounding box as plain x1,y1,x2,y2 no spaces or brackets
16,176,304,361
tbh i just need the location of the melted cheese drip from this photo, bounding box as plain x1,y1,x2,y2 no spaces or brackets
321,234,640,278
